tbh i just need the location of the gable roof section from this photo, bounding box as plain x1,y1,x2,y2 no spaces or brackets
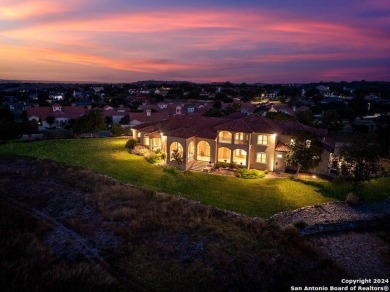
273,120,328,138
215,114,281,134
275,142,291,152
135,115,234,139
129,112,169,123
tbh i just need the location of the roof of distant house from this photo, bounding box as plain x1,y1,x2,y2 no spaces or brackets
27,105,86,120
275,142,291,152
129,111,170,124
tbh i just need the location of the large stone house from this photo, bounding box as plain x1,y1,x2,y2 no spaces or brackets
132,114,335,175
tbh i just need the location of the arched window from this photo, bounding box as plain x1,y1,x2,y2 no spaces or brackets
256,152,267,164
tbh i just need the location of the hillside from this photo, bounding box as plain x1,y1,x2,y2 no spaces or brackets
0,155,347,291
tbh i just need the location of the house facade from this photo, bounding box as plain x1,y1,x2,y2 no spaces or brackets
27,104,86,130
132,115,335,175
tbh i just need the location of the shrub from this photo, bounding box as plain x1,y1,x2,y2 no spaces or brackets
110,124,124,137
145,153,161,164
125,138,139,150
163,166,181,175
132,145,148,156
345,192,359,205
215,162,229,169
235,168,266,179
170,149,184,164
229,162,240,169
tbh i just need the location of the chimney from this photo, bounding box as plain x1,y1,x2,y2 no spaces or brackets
146,109,152,117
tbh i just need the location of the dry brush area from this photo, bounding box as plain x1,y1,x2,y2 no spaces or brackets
0,155,348,291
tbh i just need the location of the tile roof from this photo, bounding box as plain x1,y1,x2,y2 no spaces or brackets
272,120,328,137
215,114,281,134
27,105,86,120
129,112,170,123
275,142,291,152
135,114,330,143
135,115,234,139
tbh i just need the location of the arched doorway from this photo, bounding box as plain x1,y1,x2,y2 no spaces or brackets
197,141,211,162
170,142,184,161
218,147,231,163
233,149,247,166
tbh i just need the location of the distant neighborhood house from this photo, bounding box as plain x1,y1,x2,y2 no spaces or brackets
27,104,86,130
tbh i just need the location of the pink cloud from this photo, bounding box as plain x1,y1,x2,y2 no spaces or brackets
0,4,389,82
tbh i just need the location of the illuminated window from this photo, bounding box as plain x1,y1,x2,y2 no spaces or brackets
257,135,268,145
256,152,267,164
277,154,283,158
290,138,295,146
306,140,311,148
144,135,150,146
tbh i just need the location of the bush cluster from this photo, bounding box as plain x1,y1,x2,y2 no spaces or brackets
125,138,139,150
110,124,124,137
131,145,149,156
235,168,267,179
163,165,181,175
215,161,242,169
144,151,166,164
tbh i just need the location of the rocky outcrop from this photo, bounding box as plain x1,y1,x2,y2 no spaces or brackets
270,199,390,236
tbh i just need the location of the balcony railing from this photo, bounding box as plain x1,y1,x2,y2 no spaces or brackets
234,139,248,145
219,138,232,144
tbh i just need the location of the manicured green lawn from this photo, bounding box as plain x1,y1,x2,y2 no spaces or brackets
1,138,389,218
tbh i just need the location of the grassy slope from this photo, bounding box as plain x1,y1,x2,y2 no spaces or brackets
1,138,389,218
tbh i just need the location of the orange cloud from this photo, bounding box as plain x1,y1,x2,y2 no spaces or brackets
0,5,389,82
0,0,69,20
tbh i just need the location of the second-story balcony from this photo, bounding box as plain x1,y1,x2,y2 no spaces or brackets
233,132,249,145
234,139,248,145
218,131,232,144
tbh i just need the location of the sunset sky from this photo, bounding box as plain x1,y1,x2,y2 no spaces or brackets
1,0,389,83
